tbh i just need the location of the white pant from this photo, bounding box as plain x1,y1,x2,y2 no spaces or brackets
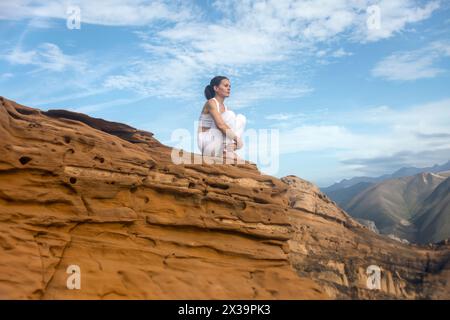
198,110,246,157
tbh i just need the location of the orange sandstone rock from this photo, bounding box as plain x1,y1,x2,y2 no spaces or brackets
0,96,448,299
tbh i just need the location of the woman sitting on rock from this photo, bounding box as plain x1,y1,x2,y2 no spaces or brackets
197,76,246,163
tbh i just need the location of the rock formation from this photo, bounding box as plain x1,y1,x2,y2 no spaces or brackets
0,96,449,299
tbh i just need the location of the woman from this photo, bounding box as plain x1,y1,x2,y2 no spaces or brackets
197,76,246,163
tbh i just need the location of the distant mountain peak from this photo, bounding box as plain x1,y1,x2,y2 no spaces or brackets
323,160,450,192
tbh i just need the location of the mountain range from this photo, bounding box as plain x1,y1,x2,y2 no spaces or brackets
322,166,450,244
322,161,450,192
414,175,450,244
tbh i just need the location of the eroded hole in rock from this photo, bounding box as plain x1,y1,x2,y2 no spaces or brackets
130,185,138,193
28,122,41,128
253,197,270,204
16,108,36,115
64,136,71,143
94,156,105,163
209,183,229,190
188,182,195,188
69,177,77,184
144,197,150,203
19,156,32,165
147,160,156,170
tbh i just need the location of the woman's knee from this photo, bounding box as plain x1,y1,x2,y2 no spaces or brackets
203,131,224,156
235,114,247,135
236,114,246,124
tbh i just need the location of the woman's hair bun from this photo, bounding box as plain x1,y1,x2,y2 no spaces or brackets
204,76,228,100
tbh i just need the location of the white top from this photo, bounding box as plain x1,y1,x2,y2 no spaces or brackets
199,97,228,128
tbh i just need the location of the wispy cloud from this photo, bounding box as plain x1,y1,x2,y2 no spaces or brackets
1,0,441,104
331,48,353,58
372,41,450,81
0,0,196,26
359,0,440,42
228,72,314,108
0,41,130,108
0,73,14,80
265,107,329,129
3,42,86,73
70,96,147,114
265,112,307,121
315,47,353,65
340,148,450,175
276,98,450,175
103,0,439,102
212,0,440,43
103,56,206,100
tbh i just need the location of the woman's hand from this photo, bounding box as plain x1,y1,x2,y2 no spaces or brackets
234,137,243,150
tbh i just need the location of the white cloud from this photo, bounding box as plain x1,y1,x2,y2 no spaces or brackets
315,47,353,63
279,125,358,153
0,0,196,26
0,73,14,80
264,112,309,129
372,41,450,81
27,17,56,28
105,28,313,103
228,73,314,109
1,43,125,107
103,56,206,99
103,0,439,101
265,112,307,121
1,0,442,104
3,43,85,73
331,48,353,58
360,0,440,42
276,98,450,175
212,0,440,43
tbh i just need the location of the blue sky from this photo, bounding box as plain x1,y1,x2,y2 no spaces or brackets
1,0,450,187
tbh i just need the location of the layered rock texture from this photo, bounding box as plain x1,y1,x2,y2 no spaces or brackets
0,97,449,299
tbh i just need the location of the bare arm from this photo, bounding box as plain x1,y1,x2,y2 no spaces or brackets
206,101,239,141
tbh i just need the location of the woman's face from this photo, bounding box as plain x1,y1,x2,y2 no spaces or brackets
214,79,231,98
